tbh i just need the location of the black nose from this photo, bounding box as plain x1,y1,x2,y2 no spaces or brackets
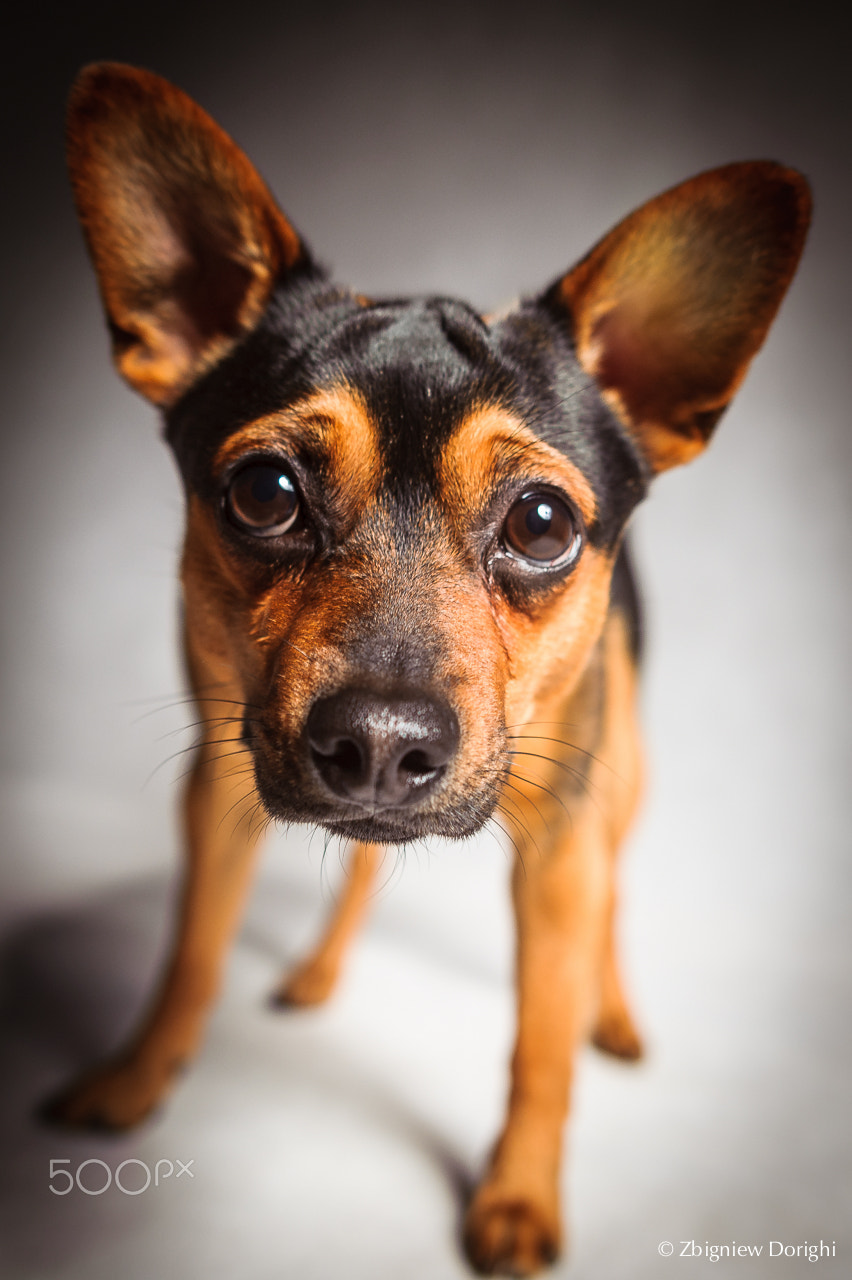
306,688,459,809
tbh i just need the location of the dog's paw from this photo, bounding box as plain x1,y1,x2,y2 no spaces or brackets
271,959,339,1008
591,1007,644,1061
463,1188,561,1276
38,1057,177,1131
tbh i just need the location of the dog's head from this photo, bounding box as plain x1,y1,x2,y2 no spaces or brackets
67,64,810,844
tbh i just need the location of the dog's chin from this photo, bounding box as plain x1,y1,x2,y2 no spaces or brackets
253,778,498,845
274,803,494,846
316,807,491,845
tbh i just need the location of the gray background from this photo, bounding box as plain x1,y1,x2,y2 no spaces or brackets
1,2,850,1277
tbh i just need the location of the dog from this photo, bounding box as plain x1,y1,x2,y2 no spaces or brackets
46,62,810,1276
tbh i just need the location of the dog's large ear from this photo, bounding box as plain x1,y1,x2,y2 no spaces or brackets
549,163,811,472
67,63,307,407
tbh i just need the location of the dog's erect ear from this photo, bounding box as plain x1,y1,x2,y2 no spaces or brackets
550,163,811,472
67,63,307,406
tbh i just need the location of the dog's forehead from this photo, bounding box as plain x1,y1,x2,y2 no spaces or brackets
328,295,492,372
312,296,510,465
168,292,490,467
321,296,645,542
167,287,646,541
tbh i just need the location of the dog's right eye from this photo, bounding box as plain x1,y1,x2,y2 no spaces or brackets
501,492,581,567
225,463,301,536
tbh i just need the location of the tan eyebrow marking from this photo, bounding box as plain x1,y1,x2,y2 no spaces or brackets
439,405,598,527
213,385,383,514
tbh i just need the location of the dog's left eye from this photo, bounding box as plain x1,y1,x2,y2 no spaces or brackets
502,492,581,566
225,463,301,536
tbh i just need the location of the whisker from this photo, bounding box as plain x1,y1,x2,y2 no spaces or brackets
220,764,259,793
141,744,204,789
373,843,406,900
247,799,273,845
168,753,256,789
501,766,562,846
506,767,577,834
508,748,595,786
506,732,615,777
131,694,264,725
505,720,582,730
219,785,262,838
485,811,525,870
496,797,544,858
152,714,257,744
142,723,256,789
502,770,568,823
495,772,547,835
231,800,262,850
319,831,335,902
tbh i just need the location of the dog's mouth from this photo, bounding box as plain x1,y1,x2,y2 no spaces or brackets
300,801,496,845
245,687,504,845
250,750,504,846
253,784,502,845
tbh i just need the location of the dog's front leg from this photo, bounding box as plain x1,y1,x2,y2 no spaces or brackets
464,798,610,1275
43,707,265,1130
273,841,380,1007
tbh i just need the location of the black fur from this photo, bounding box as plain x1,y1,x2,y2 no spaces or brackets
166,275,648,567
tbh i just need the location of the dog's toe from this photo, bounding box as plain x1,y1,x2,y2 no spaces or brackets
271,960,339,1009
38,1058,175,1131
464,1191,561,1276
591,1008,644,1061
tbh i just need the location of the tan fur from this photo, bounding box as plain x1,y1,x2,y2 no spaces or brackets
468,611,644,1271
439,406,616,728
213,387,384,515
440,406,599,526
274,842,382,1007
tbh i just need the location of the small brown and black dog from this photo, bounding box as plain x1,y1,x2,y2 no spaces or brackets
47,63,810,1276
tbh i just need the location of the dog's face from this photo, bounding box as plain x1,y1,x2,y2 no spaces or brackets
67,64,810,845
170,288,643,842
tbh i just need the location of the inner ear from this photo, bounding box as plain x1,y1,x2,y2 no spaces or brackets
549,162,811,472
67,62,309,406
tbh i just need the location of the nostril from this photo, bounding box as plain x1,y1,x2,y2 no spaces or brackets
311,738,363,776
399,748,441,782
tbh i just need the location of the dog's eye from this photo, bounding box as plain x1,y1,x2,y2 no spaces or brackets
502,493,581,565
226,463,300,536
